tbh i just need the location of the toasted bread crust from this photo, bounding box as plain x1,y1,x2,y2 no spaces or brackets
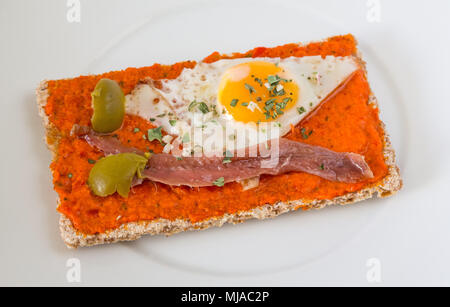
36,43,402,249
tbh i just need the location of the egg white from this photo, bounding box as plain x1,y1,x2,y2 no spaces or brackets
125,56,358,156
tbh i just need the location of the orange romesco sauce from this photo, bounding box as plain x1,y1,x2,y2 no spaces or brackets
46,35,388,235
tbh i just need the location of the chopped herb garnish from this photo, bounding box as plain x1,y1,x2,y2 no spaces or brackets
230,99,238,107
176,157,183,161
300,128,313,139
262,93,291,119
241,102,249,107
88,159,96,164
156,113,166,118
68,173,73,179
147,127,163,143
320,163,325,170
265,98,277,105
267,75,280,85
275,88,285,96
213,177,225,187
223,150,233,163
169,119,177,127
198,102,210,114
189,100,210,113
149,118,156,122
133,127,140,133
188,100,197,111
244,83,255,94
297,106,306,114
182,132,190,143
223,157,232,164
282,97,292,104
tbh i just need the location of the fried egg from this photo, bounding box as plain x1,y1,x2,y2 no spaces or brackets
125,56,358,156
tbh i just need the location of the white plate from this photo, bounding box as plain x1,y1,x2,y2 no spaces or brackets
5,0,450,286
85,0,405,276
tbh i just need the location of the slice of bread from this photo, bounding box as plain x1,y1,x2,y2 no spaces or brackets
36,37,402,248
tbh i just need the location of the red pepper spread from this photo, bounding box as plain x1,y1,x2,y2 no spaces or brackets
45,34,388,235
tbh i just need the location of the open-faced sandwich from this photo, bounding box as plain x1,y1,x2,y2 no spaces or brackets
36,34,402,248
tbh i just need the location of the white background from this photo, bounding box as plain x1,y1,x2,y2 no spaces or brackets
1,0,449,286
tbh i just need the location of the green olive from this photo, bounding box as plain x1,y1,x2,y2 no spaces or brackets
91,78,125,133
88,153,148,198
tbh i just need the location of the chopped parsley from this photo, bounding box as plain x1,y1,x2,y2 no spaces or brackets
267,75,281,85
182,132,190,143
274,88,285,96
198,102,210,114
297,106,306,114
223,150,233,164
282,97,292,104
133,127,140,133
188,100,210,114
244,83,255,94
319,163,325,170
230,99,238,107
300,128,313,139
88,159,96,164
223,157,232,164
67,173,73,179
224,150,233,157
213,177,225,187
169,119,177,127
147,127,163,143
265,98,277,106
258,74,292,120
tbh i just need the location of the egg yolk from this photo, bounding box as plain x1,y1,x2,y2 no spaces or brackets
218,61,299,123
